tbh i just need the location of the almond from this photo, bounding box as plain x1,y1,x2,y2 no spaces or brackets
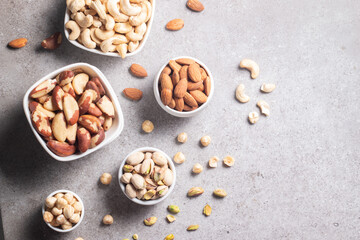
162,66,172,75
187,81,203,91
96,95,115,118
47,140,76,157
130,64,148,78
168,60,182,72
176,58,196,65
179,66,188,80
198,83,205,91
171,71,180,86
166,19,184,31
160,74,173,90
8,38,28,48
174,79,187,98
78,115,102,134
190,90,208,104
204,76,211,96
123,88,143,101
187,0,204,12
184,92,198,108
188,63,202,82
200,68,207,81
183,104,197,112
161,88,172,106
52,112,67,142
168,98,176,109
77,128,91,153
175,98,184,112
41,32,62,50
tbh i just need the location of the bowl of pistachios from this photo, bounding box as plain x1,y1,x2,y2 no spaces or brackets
118,147,176,205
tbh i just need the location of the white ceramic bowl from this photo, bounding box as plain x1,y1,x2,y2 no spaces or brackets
42,189,84,233
64,0,155,57
118,147,176,205
23,63,124,161
153,56,215,117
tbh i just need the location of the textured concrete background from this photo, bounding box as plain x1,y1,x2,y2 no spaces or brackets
0,0,360,239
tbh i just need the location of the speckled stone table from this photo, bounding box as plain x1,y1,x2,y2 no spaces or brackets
1,0,360,239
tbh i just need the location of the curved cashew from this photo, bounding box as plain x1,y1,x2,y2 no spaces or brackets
84,9,97,15
114,22,132,33
260,83,276,93
125,22,146,41
235,84,250,103
130,0,142,3
101,14,115,30
100,35,128,52
120,0,141,16
257,100,270,116
90,28,102,45
239,59,259,79
107,0,130,22
128,41,139,52
70,12,76,20
75,12,93,28
144,0,152,22
81,29,96,49
129,3,147,26
90,0,107,20
95,28,115,40
92,16,102,28
67,0,85,13
65,20,81,40
116,43,128,58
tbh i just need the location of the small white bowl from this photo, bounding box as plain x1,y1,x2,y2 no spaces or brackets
42,189,84,233
23,63,124,161
64,0,155,57
153,56,215,117
118,147,176,205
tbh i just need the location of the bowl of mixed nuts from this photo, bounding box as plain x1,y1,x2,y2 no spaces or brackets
118,147,176,205
42,189,84,233
153,56,214,117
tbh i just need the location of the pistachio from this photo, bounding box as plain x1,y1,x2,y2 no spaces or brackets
152,151,167,166
123,164,134,173
143,189,156,200
136,188,147,200
187,187,204,197
166,214,176,223
192,163,203,174
133,164,142,173
125,184,137,198
120,173,133,184
165,234,175,240
203,204,212,216
153,166,167,182
167,205,180,214
163,168,174,186
145,177,157,190
127,151,145,165
157,180,164,186
145,152,152,159
173,152,185,164
157,186,169,197
144,216,157,226
45,196,57,208
132,234,139,240
131,174,146,190
213,188,227,198
187,225,199,231
140,158,155,175
208,156,219,168
223,155,235,167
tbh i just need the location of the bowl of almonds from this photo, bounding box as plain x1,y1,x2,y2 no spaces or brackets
118,147,176,205
42,190,84,233
153,56,214,117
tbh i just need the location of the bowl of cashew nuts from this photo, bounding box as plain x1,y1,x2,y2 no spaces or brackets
64,0,155,58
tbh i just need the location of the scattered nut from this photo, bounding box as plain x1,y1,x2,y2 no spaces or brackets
213,188,227,198
132,234,139,240
239,59,259,79
166,19,184,31
203,204,212,216
130,64,148,78
165,234,175,240
260,83,276,93
166,214,176,223
123,88,143,101
208,156,219,168
177,132,188,143
8,38,28,48
223,155,235,167
187,0,204,12
248,112,259,124
192,163,203,174
144,216,157,226
173,152,185,164
167,205,180,214
75,238,84,240
142,120,154,133
103,215,113,225
187,225,199,231
187,187,204,197
41,32,62,50
200,135,211,147
257,100,270,116
235,84,250,103
98,173,112,185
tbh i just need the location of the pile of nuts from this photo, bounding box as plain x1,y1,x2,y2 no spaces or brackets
158,58,211,112
43,192,83,230
120,151,174,200
28,68,115,156
65,0,152,58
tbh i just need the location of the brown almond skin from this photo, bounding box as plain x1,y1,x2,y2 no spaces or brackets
161,88,172,106
187,81,203,91
160,74,173,90
176,58,196,65
91,77,106,96
190,90,208,104
47,140,76,157
130,63,148,78
166,19,184,31
168,98,176,109
77,128,91,153
187,0,204,12
162,66,172,75
123,88,143,101
184,92,198,107
204,76,211,96
174,79,188,98
175,98,184,112
183,104,197,111
171,71,180,86
169,60,182,72
198,83,205,91
41,32,62,50
8,38,28,48
188,63,202,82
179,66,188,80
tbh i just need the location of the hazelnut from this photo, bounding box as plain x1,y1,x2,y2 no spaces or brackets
56,198,68,209
43,211,54,223
173,152,185,164
103,214,113,225
64,205,75,219
192,163,203,174
51,207,62,216
100,172,112,185
72,201,83,213
177,132,188,143
208,156,219,168
61,220,73,230
54,193,64,199
142,120,154,133
200,135,211,147
56,214,66,225
69,213,81,224
45,196,57,208
64,193,74,204
75,238,84,240
223,155,235,167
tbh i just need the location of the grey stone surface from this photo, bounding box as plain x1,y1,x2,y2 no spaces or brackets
0,0,360,239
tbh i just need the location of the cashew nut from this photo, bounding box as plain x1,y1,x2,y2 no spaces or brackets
144,0,152,22
81,28,96,49
114,22,132,33
260,83,276,93
84,9,97,16
95,28,115,40
92,16,103,28
67,0,85,13
65,20,81,40
75,12,94,28
129,3,147,26
248,112,259,124
128,41,139,52
257,100,270,116
120,0,141,16
125,22,146,41
130,0,142,3
70,12,76,20
239,59,259,79
116,43,128,58
85,0,92,6
101,14,115,31
100,35,128,52
107,0,130,22
90,27,102,45
90,0,107,20
235,84,250,103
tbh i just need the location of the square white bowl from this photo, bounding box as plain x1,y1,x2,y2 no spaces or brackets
23,63,124,161
64,0,155,57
